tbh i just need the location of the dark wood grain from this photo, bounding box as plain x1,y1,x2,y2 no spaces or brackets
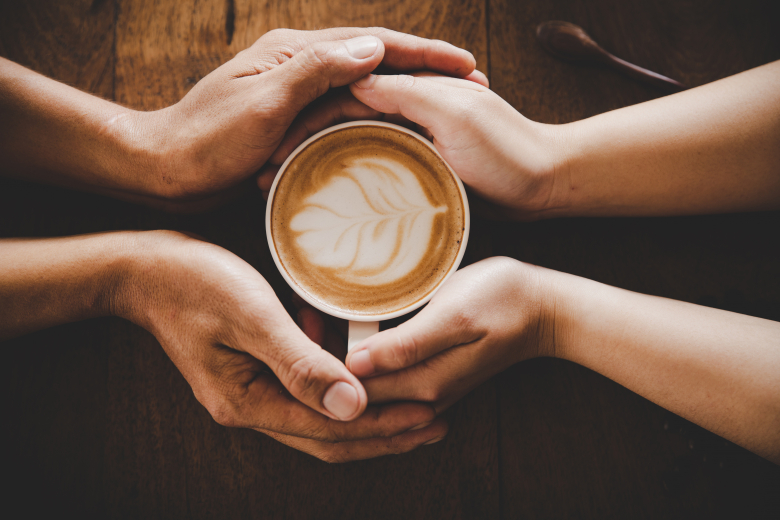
0,0,115,98
1,0,779,518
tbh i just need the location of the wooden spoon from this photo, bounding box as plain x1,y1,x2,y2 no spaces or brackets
536,21,687,93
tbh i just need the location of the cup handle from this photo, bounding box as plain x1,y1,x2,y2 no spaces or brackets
348,321,379,352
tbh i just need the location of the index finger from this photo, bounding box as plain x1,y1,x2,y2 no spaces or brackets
349,73,490,136
254,27,477,77
228,372,437,442
259,419,448,462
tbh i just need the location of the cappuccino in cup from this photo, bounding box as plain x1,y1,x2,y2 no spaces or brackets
267,121,469,345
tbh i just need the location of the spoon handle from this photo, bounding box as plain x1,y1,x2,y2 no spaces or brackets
601,52,687,93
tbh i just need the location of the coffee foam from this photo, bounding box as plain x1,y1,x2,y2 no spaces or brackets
271,126,465,317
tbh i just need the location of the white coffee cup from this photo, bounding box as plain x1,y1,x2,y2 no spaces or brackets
266,121,470,351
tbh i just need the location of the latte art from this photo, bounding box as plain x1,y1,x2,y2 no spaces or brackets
270,124,466,317
290,157,446,285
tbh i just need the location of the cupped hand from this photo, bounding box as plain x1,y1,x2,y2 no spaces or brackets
343,257,551,412
113,231,446,461
135,28,478,210
346,73,570,220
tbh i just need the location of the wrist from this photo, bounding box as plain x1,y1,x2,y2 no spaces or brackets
104,108,179,200
526,121,578,220
538,268,614,363
528,265,591,361
110,230,211,333
108,230,172,328
502,259,560,362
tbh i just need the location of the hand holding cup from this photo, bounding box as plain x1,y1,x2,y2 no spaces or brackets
349,73,566,221
346,258,547,412
112,231,447,462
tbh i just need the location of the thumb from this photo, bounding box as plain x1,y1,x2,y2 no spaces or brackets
347,301,480,378
265,36,385,114
243,325,368,422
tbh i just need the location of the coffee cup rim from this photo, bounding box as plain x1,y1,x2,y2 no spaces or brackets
265,120,470,322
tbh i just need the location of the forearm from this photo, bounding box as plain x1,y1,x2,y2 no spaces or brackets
0,232,137,340
0,58,164,198
547,60,780,217
544,268,780,462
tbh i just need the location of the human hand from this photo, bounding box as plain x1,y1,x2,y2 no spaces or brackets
349,252,780,464
342,258,550,412
347,73,570,220
113,231,447,461
131,28,478,210
254,71,490,199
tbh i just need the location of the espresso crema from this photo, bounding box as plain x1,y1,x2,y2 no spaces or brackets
270,125,466,316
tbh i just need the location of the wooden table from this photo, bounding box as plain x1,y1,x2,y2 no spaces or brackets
2,0,779,518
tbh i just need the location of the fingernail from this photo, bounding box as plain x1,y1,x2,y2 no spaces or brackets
323,381,360,421
349,349,374,377
353,74,376,89
410,421,432,431
345,36,379,59
424,436,445,445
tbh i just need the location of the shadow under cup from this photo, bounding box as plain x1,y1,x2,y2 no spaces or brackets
266,121,470,350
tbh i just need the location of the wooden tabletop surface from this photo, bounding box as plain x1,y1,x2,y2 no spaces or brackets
1,0,779,518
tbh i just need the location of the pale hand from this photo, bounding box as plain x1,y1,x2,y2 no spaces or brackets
349,73,567,220
343,258,547,412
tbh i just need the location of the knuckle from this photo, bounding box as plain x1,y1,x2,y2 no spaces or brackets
321,423,348,443
305,418,341,443
388,329,419,368
418,384,444,403
448,305,477,335
280,354,321,401
423,39,445,62
488,255,518,270
395,74,417,90
388,436,409,456
286,45,331,103
260,28,291,44
232,47,253,65
279,405,321,440
206,395,241,428
195,374,254,429
316,449,345,464
299,43,330,70
315,452,335,463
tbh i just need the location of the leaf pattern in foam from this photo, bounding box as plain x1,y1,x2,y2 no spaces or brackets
289,157,446,285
